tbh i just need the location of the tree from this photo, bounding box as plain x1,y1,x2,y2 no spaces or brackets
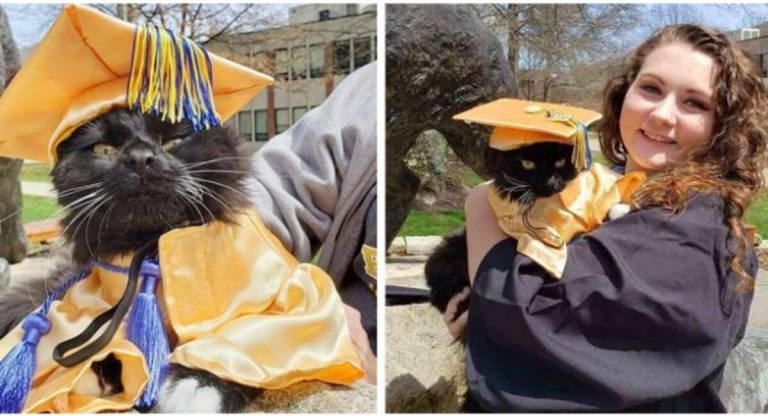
88,4,285,45
641,4,703,36
0,4,27,267
475,4,640,102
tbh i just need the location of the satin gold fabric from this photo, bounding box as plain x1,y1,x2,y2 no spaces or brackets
0,4,273,163
488,164,646,278
0,210,362,412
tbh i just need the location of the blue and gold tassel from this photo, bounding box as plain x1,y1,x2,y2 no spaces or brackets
547,111,591,172
126,258,170,409
0,264,94,413
127,24,220,131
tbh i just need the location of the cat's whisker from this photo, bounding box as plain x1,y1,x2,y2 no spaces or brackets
194,183,240,220
55,182,103,198
189,180,238,220
61,194,106,240
182,156,253,169
192,177,253,204
61,193,107,242
0,208,23,225
185,169,252,175
42,190,105,223
501,173,528,185
83,196,112,260
179,179,205,203
35,191,105,228
97,203,116,246
177,185,216,224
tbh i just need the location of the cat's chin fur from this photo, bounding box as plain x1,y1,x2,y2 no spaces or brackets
0,107,258,412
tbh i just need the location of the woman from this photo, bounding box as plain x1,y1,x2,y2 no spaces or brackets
445,24,768,412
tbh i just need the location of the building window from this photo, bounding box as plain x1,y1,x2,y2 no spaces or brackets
275,49,289,80
319,10,330,21
347,4,358,15
275,108,290,134
251,51,270,73
761,54,768,78
310,44,325,78
333,39,351,75
237,111,253,142
255,110,268,141
291,46,307,80
354,37,372,69
292,107,308,124
372,35,377,61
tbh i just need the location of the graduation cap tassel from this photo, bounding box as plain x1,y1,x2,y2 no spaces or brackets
126,258,170,409
127,24,220,132
571,122,589,172
581,124,592,169
0,264,93,413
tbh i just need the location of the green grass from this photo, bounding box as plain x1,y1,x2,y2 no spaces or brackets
461,169,485,187
20,163,52,182
746,192,768,239
398,209,465,236
21,195,62,223
592,152,608,166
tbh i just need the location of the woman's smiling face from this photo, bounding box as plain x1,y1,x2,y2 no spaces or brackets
619,42,717,173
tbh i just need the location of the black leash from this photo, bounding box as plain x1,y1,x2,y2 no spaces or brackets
53,239,159,367
385,284,431,306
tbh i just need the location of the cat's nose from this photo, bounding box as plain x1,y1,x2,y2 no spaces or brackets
546,177,561,189
126,148,156,174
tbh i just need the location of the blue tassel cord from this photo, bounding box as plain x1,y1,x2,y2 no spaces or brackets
126,259,170,409
0,264,93,413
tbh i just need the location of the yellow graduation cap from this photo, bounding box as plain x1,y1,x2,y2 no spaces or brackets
0,4,274,163
453,98,602,171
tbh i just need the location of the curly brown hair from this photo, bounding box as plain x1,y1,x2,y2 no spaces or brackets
596,24,768,291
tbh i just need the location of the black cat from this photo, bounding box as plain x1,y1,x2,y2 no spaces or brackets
425,142,578,319
0,107,257,412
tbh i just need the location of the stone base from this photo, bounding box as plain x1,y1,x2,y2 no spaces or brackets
250,381,376,413
386,298,768,412
386,303,466,412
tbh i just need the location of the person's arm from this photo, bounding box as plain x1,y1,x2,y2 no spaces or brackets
243,63,376,263
465,192,755,411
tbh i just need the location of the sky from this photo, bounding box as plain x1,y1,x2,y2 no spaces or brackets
5,3,768,49
3,4,293,48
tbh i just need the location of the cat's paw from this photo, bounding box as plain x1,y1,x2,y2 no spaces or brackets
607,203,631,221
155,377,227,413
153,365,256,413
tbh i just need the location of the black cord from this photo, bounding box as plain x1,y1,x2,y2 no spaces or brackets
53,238,159,367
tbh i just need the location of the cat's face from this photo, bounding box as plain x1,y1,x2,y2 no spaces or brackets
52,107,250,263
486,142,578,201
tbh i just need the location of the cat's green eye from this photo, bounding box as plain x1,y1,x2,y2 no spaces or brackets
555,159,566,168
92,142,117,156
163,138,183,151
521,160,535,170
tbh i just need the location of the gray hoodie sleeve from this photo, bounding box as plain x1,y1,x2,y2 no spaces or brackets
244,62,377,264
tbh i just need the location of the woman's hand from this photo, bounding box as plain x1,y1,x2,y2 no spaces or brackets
443,287,470,342
344,304,377,384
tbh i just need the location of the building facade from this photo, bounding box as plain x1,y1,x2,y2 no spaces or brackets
209,4,376,145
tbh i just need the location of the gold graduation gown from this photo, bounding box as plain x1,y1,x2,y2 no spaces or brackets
0,210,363,413
488,164,646,279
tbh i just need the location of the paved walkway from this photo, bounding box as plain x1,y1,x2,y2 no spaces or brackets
21,181,55,198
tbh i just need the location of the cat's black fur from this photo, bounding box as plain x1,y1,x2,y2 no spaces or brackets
0,107,256,412
425,142,578,318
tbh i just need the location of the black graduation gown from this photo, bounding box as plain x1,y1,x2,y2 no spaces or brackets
466,194,756,412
